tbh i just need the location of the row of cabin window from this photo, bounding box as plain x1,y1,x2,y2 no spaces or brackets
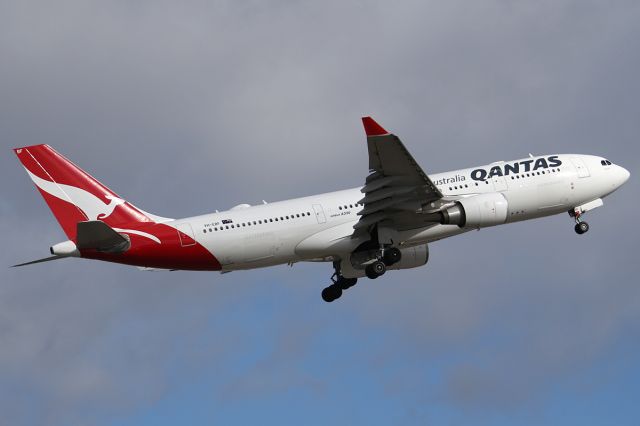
446,168,562,191
203,212,312,233
338,203,363,210
447,181,488,191
509,168,560,180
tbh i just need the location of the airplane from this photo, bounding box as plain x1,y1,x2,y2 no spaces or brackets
12,117,630,302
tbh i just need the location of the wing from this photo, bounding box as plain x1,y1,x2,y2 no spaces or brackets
354,117,446,238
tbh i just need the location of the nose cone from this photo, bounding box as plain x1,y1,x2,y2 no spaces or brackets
616,165,630,187
618,167,631,185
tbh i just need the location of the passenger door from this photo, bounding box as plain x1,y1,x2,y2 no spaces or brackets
313,204,326,224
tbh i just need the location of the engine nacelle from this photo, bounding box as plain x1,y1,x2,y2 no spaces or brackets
342,244,429,278
437,193,508,228
387,244,429,271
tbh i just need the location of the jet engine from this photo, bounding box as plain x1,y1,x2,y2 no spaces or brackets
387,244,429,271
342,244,429,278
428,193,508,228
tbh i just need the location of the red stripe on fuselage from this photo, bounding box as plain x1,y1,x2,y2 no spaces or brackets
80,222,222,271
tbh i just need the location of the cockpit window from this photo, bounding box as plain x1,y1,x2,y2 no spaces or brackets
601,159,612,166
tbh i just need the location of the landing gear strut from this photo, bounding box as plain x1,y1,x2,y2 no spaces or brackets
570,209,590,235
321,262,358,303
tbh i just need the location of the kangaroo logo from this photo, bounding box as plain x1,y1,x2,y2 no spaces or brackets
25,169,127,220
100,195,127,219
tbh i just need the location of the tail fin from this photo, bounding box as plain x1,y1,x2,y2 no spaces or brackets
14,144,152,240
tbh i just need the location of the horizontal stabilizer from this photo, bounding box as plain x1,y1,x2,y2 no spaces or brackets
77,220,130,253
12,255,65,267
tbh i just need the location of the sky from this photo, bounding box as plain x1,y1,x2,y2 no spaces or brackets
1,0,639,425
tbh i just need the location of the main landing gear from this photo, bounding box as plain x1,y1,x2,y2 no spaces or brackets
321,247,402,302
570,209,590,235
364,246,402,280
321,268,358,303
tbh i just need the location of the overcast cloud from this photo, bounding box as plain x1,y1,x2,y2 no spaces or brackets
1,1,639,425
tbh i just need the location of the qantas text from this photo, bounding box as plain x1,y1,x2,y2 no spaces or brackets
470,156,562,181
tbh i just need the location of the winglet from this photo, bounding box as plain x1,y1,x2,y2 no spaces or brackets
361,116,389,136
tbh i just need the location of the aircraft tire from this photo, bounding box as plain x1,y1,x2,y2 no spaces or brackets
365,261,386,279
575,222,589,234
339,277,358,290
321,284,342,302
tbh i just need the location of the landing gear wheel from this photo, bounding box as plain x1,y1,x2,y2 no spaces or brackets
338,277,358,290
575,222,589,235
383,247,402,266
365,260,386,279
321,284,342,302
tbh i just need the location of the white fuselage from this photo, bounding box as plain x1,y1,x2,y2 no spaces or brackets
173,154,628,272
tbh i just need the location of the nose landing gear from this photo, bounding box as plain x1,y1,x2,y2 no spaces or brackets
570,209,589,235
